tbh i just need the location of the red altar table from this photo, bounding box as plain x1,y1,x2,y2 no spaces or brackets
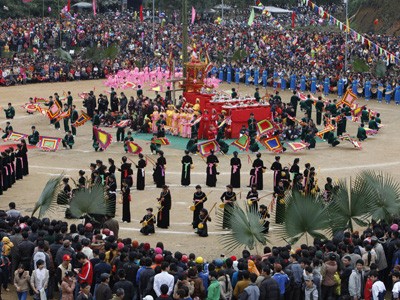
229,106,271,138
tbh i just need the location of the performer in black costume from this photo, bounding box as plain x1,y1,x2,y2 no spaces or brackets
106,175,117,217
15,144,24,180
246,185,259,212
192,185,207,229
289,158,300,180
136,153,146,190
140,208,156,235
121,179,131,223
153,151,166,188
274,180,286,224
206,150,219,187
118,156,133,187
196,208,211,237
270,156,282,188
20,139,29,176
157,185,171,228
220,185,237,229
181,150,193,186
250,153,266,190
230,151,241,188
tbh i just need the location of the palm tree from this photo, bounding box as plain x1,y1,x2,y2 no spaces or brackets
276,192,331,245
360,170,400,223
69,184,109,219
216,203,268,252
328,177,373,233
32,174,67,218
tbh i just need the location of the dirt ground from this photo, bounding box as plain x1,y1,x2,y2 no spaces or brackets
1,79,399,262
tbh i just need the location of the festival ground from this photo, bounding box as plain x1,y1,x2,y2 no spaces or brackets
1,79,399,260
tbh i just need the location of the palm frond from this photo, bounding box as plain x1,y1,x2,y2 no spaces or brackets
216,204,268,252
32,174,65,218
69,184,108,218
328,178,371,232
276,192,330,244
55,48,73,63
360,170,400,223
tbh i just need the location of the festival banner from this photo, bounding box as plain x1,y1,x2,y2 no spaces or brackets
22,103,41,113
54,110,71,122
197,139,220,157
256,119,274,136
37,136,62,151
126,141,143,154
364,127,378,136
4,132,27,142
151,137,170,145
72,111,91,127
116,120,131,128
47,101,62,120
339,134,362,150
316,124,335,139
231,134,250,151
259,135,283,153
286,141,309,152
93,127,112,150
33,97,48,103
336,90,357,108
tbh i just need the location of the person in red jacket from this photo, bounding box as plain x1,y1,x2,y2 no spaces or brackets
74,252,93,287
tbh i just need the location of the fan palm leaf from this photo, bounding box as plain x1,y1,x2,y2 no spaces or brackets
32,174,65,218
276,192,330,245
360,170,400,223
216,203,268,252
328,178,372,232
69,184,108,218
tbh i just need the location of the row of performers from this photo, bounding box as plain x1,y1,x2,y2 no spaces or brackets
0,141,29,195
149,105,231,140
139,184,271,237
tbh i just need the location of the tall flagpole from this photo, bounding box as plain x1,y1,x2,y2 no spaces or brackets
182,0,188,77
152,0,155,46
344,0,348,72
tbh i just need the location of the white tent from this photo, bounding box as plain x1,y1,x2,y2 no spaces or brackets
252,6,293,13
72,2,93,8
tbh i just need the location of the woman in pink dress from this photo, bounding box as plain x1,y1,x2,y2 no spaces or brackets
151,106,160,133
184,109,194,139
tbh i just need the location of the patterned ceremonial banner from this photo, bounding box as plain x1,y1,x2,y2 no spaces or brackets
316,124,335,139
93,127,112,150
34,97,48,103
126,141,143,154
287,115,308,126
4,132,27,141
197,139,220,157
151,137,170,145
256,119,274,136
340,134,362,150
364,127,378,136
78,92,89,99
47,101,62,119
55,110,71,122
122,82,136,89
22,103,42,113
72,111,91,127
336,90,357,108
260,135,283,153
297,92,308,101
231,134,250,151
37,136,62,151
287,141,309,152
116,120,131,128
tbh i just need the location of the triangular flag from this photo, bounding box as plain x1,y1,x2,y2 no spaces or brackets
248,8,255,26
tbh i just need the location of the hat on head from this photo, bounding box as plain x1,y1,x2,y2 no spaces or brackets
195,257,204,264
146,207,153,212
143,243,150,251
155,247,163,255
155,254,164,264
63,254,71,261
143,296,154,300
230,255,237,261
391,224,399,231
100,273,110,281
132,240,139,248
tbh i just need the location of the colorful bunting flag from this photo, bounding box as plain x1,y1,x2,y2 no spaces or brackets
340,134,362,149
259,135,283,153
364,127,378,136
54,109,71,122
248,8,255,26
256,119,274,136
286,141,309,152
34,97,48,103
4,132,27,141
37,136,62,151
231,134,250,151
72,111,91,127
93,127,112,150
126,141,143,154
197,139,220,157
151,137,170,145
22,103,41,113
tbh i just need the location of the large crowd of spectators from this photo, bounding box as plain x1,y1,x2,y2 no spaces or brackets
0,6,399,89
2,201,400,300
